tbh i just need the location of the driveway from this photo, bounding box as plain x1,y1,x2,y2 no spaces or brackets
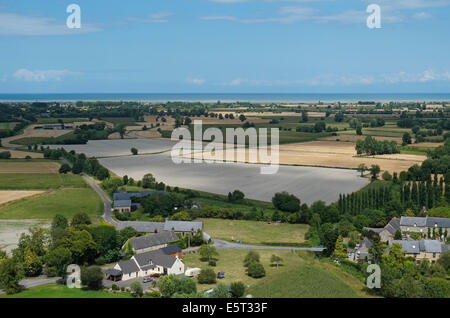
102,276,156,290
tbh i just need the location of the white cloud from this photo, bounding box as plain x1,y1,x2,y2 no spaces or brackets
127,12,173,24
13,69,77,82
219,70,450,87
0,11,101,36
413,12,432,19
187,78,206,85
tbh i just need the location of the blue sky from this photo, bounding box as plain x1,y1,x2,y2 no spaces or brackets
1,0,450,93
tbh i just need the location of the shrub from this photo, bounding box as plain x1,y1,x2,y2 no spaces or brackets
80,266,103,290
208,260,216,267
197,268,216,284
0,151,11,159
382,171,392,181
130,281,143,297
244,251,260,267
247,262,265,278
230,281,246,298
111,284,119,291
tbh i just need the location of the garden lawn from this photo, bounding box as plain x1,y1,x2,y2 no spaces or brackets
200,218,309,246
0,173,87,190
0,188,103,219
183,250,370,298
0,283,132,298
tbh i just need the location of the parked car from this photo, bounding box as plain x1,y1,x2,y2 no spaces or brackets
143,277,153,283
150,273,161,278
217,272,225,279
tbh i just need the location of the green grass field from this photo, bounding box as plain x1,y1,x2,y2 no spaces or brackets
0,173,87,190
0,283,132,298
0,122,17,130
36,118,88,124
200,218,309,246
183,250,369,298
12,132,77,146
0,188,103,219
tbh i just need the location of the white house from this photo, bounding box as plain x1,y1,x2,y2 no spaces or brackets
110,249,185,281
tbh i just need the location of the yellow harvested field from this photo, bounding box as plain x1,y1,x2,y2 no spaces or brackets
1,124,73,147
0,148,43,159
409,142,443,148
320,134,403,143
189,116,270,125
0,191,45,205
186,141,426,174
0,161,60,174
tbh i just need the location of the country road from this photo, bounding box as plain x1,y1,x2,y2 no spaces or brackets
213,239,325,252
60,157,116,226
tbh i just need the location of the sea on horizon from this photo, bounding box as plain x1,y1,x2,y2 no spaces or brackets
0,93,450,103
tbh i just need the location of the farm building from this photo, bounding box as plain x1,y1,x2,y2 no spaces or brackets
127,231,179,254
400,216,450,239
365,217,400,244
116,220,204,235
391,240,450,263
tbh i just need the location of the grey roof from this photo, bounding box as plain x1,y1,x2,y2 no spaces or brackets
364,217,400,236
442,244,450,253
385,218,400,235
426,217,450,228
360,237,372,248
161,245,182,255
392,240,442,254
113,191,165,201
400,217,427,227
117,259,140,274
133,249,178,268
400,216,450,228
164,220,203,233
117,221,165,233
105,269,122,276
114,200,131,208
130,231,179,251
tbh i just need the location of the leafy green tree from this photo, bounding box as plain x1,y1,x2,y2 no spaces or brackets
22,247,42,277
270,254,283,268
80,266,103,290
272,192,300,213
59,164,71,174
402,132,412,145
44,246,72,277
394,230,402,240
230,281,246,298
71,212,91,227
130,281,143,297
332,235,347,261
0,258,23,294
142,173,156,188
197,268,216,284
301,111,309,122
247,262,265,278
213,283,231,298
243,251,260,267
369,165,381,180
357,163,367,177
382,171,392,181
198,245,218,262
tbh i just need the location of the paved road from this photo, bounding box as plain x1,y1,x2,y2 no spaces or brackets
0,276,61,294
60,157,117,226
81,173,117,226
213,239,326,252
